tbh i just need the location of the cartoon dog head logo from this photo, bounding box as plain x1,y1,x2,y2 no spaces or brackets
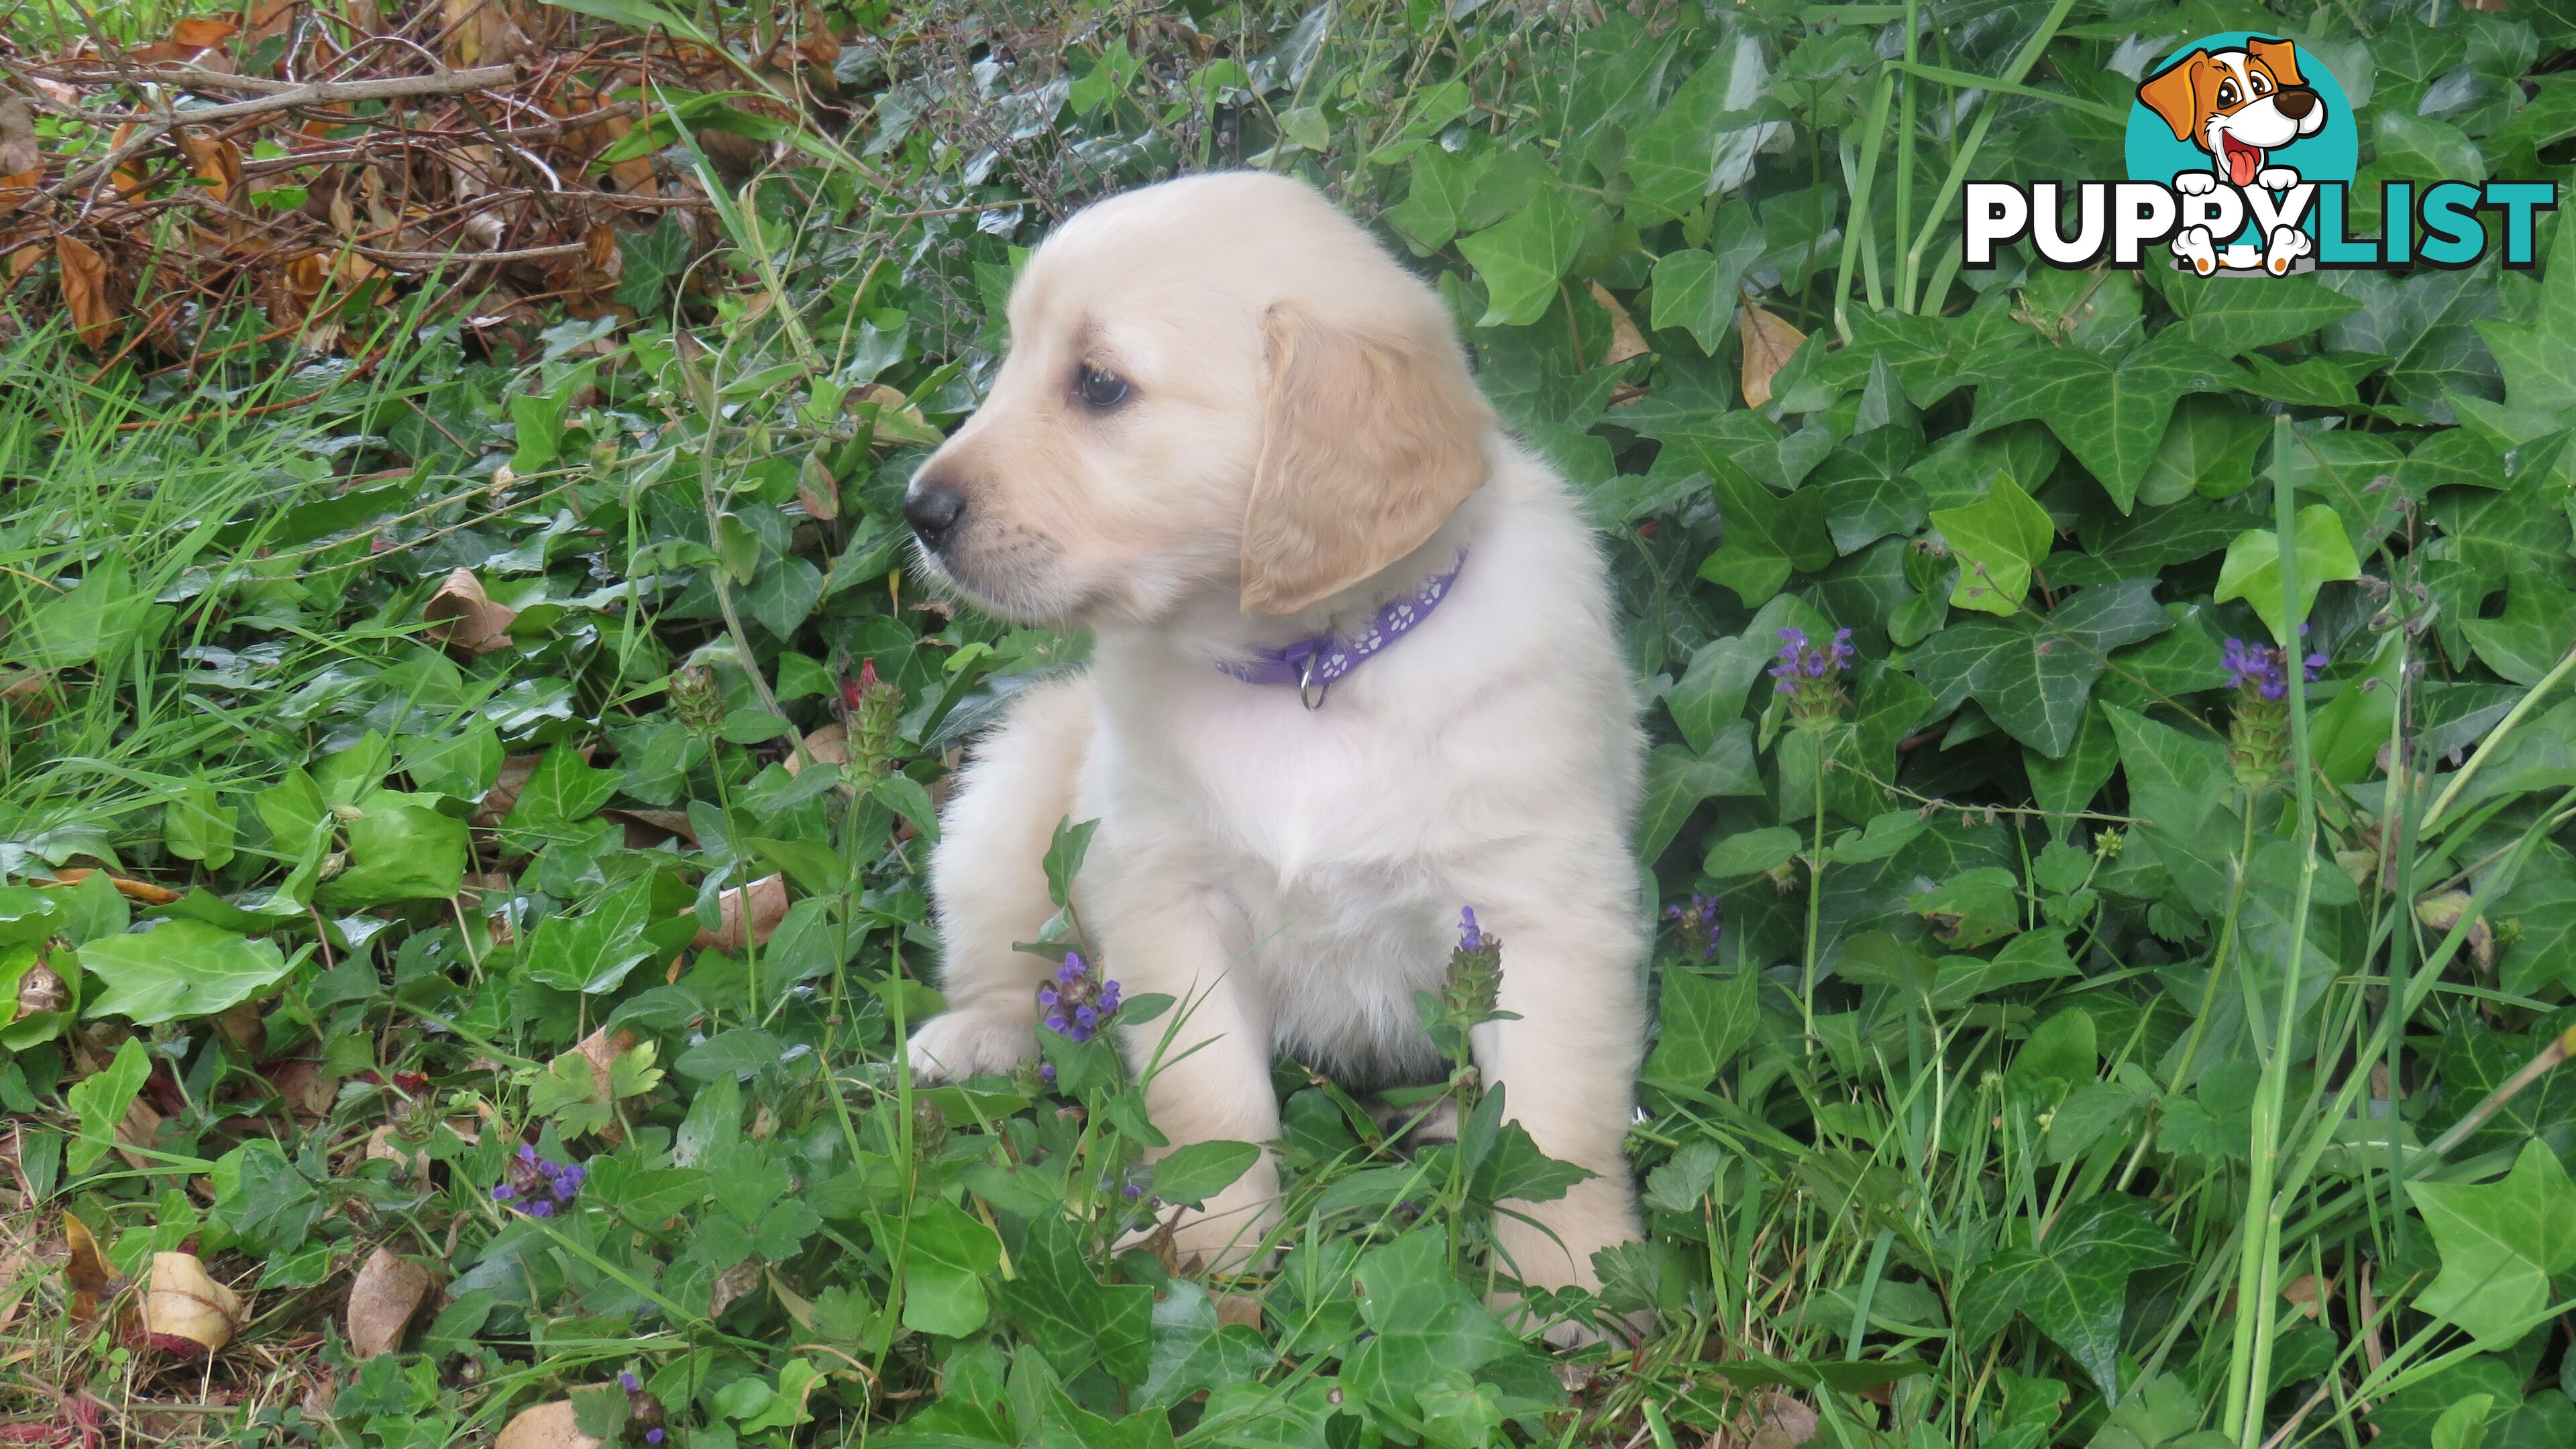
2137,39,2326,191
2123,33,2357,276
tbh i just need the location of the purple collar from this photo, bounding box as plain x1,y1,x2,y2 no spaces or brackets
1217,551,1466,708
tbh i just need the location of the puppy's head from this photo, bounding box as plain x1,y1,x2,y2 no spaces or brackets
2137,38,2326,188
903,171,1493,625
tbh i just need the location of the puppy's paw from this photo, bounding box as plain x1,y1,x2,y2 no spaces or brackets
2169,226,2216,276
1485,1293,1651,1351
2255,166,2302,192
1116,1186,1280,1275
2265,224,2313,275
2174,170,2220,197
906,1008,1036,1082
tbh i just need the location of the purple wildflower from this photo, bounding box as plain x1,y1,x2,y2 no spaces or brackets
496,1143,586,1217
1664,893,1721,959
1038,1061,1057,1085
645,1433,664,1446
1770,626,1857,725
1122,1182,1145,1200
1038,953,1122,1044
619,1374,640,1393
2222,631,2326,702
1459,906,1485,953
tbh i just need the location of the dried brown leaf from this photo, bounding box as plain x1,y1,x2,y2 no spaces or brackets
476,751,551,826
1587,281,1652,366
693,874,788,951
42,867,181,905
347,1246,435,1358
707,1260,761,1318
0,97,39,177
782,722,850,777
1737,301,1806,410
55,237,121,352
424,568,518,652
1214,1293,1265,1331
62,1213,114,1325
170,15,239,47
494,1401,604,1449
142,1252,245,1356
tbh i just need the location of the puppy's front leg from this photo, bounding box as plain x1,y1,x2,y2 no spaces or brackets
1100,887,1283,1273
1471,903,1647,1304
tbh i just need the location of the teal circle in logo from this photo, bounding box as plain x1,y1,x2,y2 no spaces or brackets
2123,33,2359,190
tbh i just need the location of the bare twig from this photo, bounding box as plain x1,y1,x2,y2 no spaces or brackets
28,64,517,207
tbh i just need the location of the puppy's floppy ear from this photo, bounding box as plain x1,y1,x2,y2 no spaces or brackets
1240,302,1493,614
2245,36,2304,88
2137,51,2212,144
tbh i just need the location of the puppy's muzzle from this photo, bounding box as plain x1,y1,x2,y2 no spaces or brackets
904,470,969,554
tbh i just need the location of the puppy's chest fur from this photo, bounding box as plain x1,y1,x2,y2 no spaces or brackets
1089,678,1478,1084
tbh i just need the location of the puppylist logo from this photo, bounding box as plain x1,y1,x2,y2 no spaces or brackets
1964,32,2556,276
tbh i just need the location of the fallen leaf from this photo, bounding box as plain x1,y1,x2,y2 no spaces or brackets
1587,281,1652,366
116,1094,163,1172
0,96,39,177
798,451,839,521
213,1001,266,1057
424,568,517,653
494,1401,603,1449
54,237,122,352
1737,301,1806,410
346,1246,435,1358
568,1025,638,1142
364,1124,430,1185
264,1060,340,1118
142,1252,245,1356
441,0,534,70
782,722,851,777
1748,1393,1819,1449
40,868,181,906
475,752,549,827
707,1259,761,1317
1215,1292,1265,1331
170,15,239,46
609,808,696,845
62,1214,114,1325
2282,1272,2326,1320
693,874,788,951
2416,891,2495,973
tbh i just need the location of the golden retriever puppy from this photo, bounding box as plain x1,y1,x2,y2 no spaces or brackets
901,170,1646,1321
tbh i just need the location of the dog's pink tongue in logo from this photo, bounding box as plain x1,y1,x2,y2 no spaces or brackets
2222,135,2261,187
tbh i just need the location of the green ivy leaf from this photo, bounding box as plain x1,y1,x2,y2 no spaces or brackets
1150,1141,1260,1208
1643,963,1760,1089
2213,504,2362,643
1969,333,2239,512
1341,1232,1521,1421
1648,206,1763,355
900,1199,1003,1337
1635,729,1760,863
80,921,294,1026
1955,1195,2187,1401
1455,185,1582,327
1930,472,2053,615
66,1037,151,1175
2408,1140,2576,1350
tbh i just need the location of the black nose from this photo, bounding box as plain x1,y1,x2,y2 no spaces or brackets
904,476,967,549
2275,87,2318,120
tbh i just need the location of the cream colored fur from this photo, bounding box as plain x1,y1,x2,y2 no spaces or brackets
902,171,1647,1327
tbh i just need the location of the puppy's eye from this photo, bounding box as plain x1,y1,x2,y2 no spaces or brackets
1077,365,1129,410
2216,81,2239,105
2249,74,2270,94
